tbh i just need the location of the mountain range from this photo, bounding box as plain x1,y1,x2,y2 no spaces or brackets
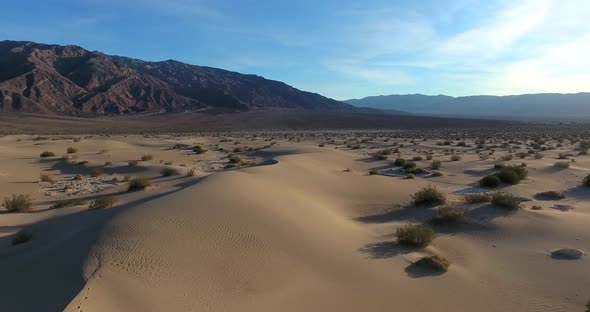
0,40,353,115
346,93,590,121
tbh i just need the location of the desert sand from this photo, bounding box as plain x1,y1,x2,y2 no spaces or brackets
0,130,589,312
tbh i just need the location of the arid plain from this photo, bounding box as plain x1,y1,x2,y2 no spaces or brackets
1,127,589,312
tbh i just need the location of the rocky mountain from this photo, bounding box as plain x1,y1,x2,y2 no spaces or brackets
0,40,354,115
346,93,590,121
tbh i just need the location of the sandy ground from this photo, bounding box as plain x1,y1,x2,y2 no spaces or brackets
0,131,589,312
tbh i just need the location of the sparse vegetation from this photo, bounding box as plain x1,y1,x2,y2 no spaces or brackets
412,185,447,206
369,169,379,175
2,194,33,212
40,151,55,157
554,161,571,169
51,198,88,209
480,174,501,188
89,196,118,209
128,160,139,166
193,145,206,154
463,193,491,203
430,160,442,170
128,177,152,191
396,224,435,248
491,192,521,210
583,174,590,187
394,158,406,166
40,173,53,182
450,155,461,161
186,167,197,176
141,154,153,161
162,167,179,177
104,161,112,166
66,147,78,154
432,205,467,225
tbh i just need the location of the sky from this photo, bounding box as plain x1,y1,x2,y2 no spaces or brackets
1,0,589,100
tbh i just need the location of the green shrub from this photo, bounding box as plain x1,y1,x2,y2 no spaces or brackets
12,230,33,246
51,198,88,209
431,171,444,177
480,175,501,188
396,224,435,247
2,194,33,212
228,155,242,164
104,161,112,166
415,255,450,272
89,196,118,209
40,151,55,157
495,165,527,185
432,205,467,225
463,193,491,203
162,167,179,177
403,162,417,171
491,192,521,210
412,185,447,206
583,174,590,187
128,177,151,191
430,160,442,170
141,154,153,161
66,147,78,154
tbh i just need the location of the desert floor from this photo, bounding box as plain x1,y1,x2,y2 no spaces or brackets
0,130,589,312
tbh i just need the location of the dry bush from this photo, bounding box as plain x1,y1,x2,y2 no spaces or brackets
128,160,139,166
51,198,88,209
450,155,461,161
583,174,590,187
40,151,55,157
553,161,571,169
415,255,450,272
128,177,152,191
89,196,118,209
430,160,442,170
491,192,521,210
40,173,53,182
186,168,197,176
162,167,179,177
66,147,78,154
412,185,447,206
432,205,467,225
141,154,154,161
480,174,501,188
2,194,33,212
464,193,492,203
396,224,435,247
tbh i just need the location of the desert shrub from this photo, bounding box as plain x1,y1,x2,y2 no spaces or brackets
583,174,590,187
557,153,569,159
89,196,118,209
412,156,423,161
378,148,393,155
426,154,433,161
369,169,379,175
405,174,415,179
431,171,444,177
491,192,521,210
51,198,88,209
495,169,520,185
374,154,388,160
104,161,112,166
228,154,242,164
415,255,450,272
517,152,527,159
394,158,406,166
457,141,467,147
122,175,132,182
463,193,491,203
40,173,53,182
162,167,179,177
534,153,544,159
2,194,33,212
403,162,417,171
432,205,467,225
480,175,501,188
501,154,513,161
450,155,461,161
74,174,83,180
128,160,139,166
12,230,33,246
430,160,442,170
396,224,435,248
186,167,196,176
141,154,153,161
554,161,570,169
90,168,103,177
40,151,55,157
128,177,151,191
412,185,447,206
193,146,206,154
66,147,78,154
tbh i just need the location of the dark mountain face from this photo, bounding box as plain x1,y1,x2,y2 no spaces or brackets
346,93,590,120
0,40,353,115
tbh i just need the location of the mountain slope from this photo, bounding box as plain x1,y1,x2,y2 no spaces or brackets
0,40,354,115
346,93,590,120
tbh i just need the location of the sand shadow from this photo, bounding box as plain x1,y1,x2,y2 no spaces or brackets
359,241,417,259
404,262,446,278
563,185,590,200
355,204,434,224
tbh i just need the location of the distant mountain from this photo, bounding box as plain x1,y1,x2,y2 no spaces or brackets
0,40,354,115
346,93,590,120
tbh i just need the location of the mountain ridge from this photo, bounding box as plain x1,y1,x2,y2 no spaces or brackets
0,40,355,116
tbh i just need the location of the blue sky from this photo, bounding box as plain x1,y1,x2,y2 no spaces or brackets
1,0,589,100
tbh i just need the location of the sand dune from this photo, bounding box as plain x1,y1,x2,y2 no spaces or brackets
0,133,588,311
